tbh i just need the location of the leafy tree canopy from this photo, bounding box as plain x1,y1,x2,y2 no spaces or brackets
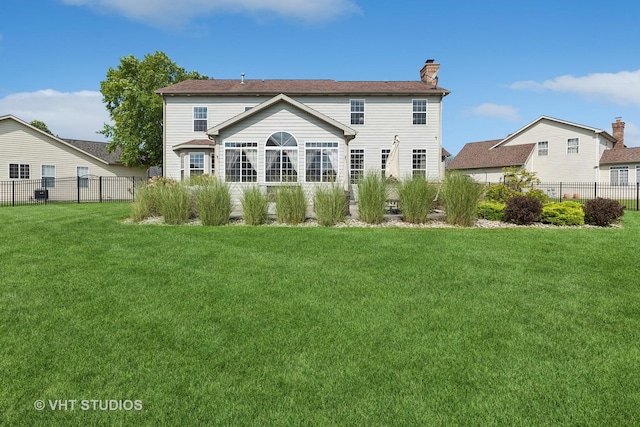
100,51,208,167
30,119,55,136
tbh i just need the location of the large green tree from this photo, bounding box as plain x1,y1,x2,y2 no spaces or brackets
100,51,208,167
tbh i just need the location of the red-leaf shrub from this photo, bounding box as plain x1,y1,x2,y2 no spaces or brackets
503,196,543,225
583,198,624,226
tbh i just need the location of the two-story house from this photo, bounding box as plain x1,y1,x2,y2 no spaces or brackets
156,60,450,200
448,116,640,184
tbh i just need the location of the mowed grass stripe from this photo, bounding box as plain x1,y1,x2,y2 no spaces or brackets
1,203,639,426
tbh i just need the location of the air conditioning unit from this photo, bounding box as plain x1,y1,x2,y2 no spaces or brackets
34,189,49,200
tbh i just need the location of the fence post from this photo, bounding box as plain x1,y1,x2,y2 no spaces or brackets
99,176,103,203
77,176,81,204
637,182,639,211
559,182,562,202
132,177,135,201
12,180,15,207
594,182,597,199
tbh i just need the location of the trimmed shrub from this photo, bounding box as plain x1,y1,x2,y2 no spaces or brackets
357,172,387,224
540,201,584,226
196,180,232,226
441,172,484,226
314,184,346,226
503,196,543,225
583,198,625,226
242,187,269,226
523,189,549,204
157,181,191,225
477,200,505,221
276,185,307,225
397,176,437,224
485,183,517,203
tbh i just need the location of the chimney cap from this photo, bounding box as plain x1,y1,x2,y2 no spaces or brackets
615,116,623,122
425,59,435,63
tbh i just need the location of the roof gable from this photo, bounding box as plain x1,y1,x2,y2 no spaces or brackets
0,114,118,165
492,116,616,148
206,93,357,140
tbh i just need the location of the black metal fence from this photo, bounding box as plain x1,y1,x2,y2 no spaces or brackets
0,176,147,207
532,182,640,210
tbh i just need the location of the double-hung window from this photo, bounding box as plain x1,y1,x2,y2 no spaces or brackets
9,163,29,179
538,141,548,156
225,142,257,182
193,107,208,132
42,165,56,188
350,149,365,184
77,166,89,188
412,99,427,125
265,132,298,183
189,152,205,176
610,166,629,186
305,142,338,182
567,138,579,154
350,100,364,125
381,149,391,179
412,149,427,178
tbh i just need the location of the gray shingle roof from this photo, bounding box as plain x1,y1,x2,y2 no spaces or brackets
62,139,122,165
156,79,450,96
600,147,640,164
447,140,535,170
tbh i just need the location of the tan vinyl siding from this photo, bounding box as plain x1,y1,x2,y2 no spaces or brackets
501,120,600,182
164,94,444,182
0,119,145,179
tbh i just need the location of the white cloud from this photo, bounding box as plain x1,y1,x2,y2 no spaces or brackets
510,70,640,107
470,103,519,121
0,90,109,141
60,0,361,26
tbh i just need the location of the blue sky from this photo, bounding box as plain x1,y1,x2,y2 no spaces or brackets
1,0,640,155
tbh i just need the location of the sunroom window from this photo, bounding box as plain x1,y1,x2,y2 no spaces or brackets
305,142,338,182
225,142,257,182
265,132,298,183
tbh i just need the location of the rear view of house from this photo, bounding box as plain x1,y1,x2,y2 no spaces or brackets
156,60,450,200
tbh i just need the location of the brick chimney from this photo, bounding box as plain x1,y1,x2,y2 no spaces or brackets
612,117,625,149
420,59,440,88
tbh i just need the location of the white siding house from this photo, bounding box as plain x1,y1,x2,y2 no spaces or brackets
448,116,628,182
156,60,450,200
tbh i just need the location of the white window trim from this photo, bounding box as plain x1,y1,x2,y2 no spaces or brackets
193,106,208,132
381,149,390,179
189,152,205,177
9,163,31,180
567,138,579,154
350,99,365,125
77,166,89,188
224,142,258,183
610,165,629,186
412,149,427,178
538,141,549,156
304,142,339,183
41,164,56,188
350,149,365,184
412,99,428,125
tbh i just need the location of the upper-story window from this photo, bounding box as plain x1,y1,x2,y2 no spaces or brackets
412,99,427,125
538,141,548,156
350,100,364,125
567,138,579,154
193,107,208,132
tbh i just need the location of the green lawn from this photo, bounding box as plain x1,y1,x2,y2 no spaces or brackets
1,203,639,426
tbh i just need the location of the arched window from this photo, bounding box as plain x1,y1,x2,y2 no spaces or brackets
265,131,298,182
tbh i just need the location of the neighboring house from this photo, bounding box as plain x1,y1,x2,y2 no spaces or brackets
156,60,450,200
448,116,640,184
0,115,146,202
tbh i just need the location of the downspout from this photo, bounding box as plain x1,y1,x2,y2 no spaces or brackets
162,96,167,177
